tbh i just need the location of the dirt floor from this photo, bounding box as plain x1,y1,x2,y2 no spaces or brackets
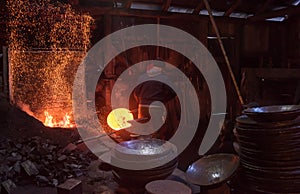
0,94,199,194
0,93,237,194
0,93,121,194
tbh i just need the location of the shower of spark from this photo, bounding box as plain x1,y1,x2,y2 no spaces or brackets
8,0,94,128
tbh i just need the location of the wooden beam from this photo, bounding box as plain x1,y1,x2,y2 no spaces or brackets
193,0,205,15
255,0,273,14
161,0,172,12
124,0,133,9
73,6,210,21
248,5,300,21
223,0,242,17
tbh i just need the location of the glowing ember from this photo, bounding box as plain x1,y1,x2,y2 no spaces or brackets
44,111,75,128
107,108,134,130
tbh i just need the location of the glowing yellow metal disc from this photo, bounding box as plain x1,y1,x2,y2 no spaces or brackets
107,108,133,130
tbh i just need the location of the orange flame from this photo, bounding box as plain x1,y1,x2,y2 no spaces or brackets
44,111,75,128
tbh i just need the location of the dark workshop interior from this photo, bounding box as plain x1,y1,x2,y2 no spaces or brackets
0,0,300,193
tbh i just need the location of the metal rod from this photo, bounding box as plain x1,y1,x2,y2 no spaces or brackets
80,118,148,143
82,130,121,142
203,0,244,105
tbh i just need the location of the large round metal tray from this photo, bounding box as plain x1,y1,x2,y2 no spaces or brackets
186,153,240,186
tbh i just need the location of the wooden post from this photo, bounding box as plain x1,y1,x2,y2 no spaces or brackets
161,0,172,12
203,0,244,105
2,46,8,97
223,0,242,17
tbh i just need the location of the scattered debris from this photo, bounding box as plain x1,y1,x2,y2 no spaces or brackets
58,155,67,162
36,175,50,186
0,137,95,188
52,179,59,187
57,178,82,194
73,169,83,178
61,143,77,154
21,160,39,176
1,179,17,194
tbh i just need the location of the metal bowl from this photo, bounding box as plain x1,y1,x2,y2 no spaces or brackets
112,158,178,189
186,153,240,186
145,180,192,194
111,139,177,170
243,105,300,122
236,114,300,129
111,139,178,189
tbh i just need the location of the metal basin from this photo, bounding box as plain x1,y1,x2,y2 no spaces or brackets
111,138,177,170
186,153,240,186
111,139,178,189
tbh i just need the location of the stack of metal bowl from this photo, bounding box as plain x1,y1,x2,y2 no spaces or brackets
110,138,178,191
235,105,300,193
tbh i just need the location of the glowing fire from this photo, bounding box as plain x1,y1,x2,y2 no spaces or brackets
107,108,134,130
8,0,93,130
44,111,75,128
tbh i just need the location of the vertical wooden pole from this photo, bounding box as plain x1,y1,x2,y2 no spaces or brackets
203,0,244,105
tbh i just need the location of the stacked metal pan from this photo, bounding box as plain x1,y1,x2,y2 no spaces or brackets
111,139,178,191
235,105,300,193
